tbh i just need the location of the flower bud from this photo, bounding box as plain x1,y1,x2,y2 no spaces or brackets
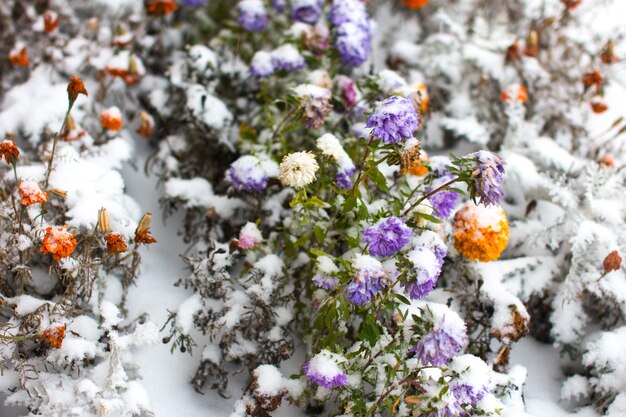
98,207,110,234
603,250,622,273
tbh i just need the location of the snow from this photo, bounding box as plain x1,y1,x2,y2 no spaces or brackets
253,365,285,396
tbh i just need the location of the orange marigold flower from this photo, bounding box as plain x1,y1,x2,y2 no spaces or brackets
40,225,77,261
500,85,527,104
0,139,19,164
453,202,510,262
18,180,48,206
67,76,88,105
101,106,123,131
582,70,603,91
146,0,178,16
43,11,60,33
603,250,622,273
8,47,29,67
411,83,429,113
590,96,608,114
506,41,521,63
561,0,581,10
599,154,615,167
40,325,66,349
401,0,429,9
408,150,429,177
104,232,128,254
134,230,157,245
136,111,154,137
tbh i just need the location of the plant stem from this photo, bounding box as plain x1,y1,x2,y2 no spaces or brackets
271,106,299,140
401,177,460,218
43,104,73,190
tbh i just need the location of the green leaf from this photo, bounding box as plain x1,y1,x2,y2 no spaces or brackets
446,187,466,195
357,202,369,221
367,163,389,193
306,196,328,208
359,321,379,347
414,211,443,224
309,248,328,257
314,225,326,244
392,293,411,305
342,193,357,212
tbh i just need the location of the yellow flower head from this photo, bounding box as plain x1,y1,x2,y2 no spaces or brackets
453,202,509,262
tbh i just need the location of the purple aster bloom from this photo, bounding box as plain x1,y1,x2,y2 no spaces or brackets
271,0,286,11
470,151,506,206
271,44,306,72
414,315,467,366
336,165,354,189
303,350,349,390
228,155,273,191
428,188,458,219
291,0,324,24
366,96,419,144
329,0,369,27
250,51,274,77
452,384,488,405
402,248,441,300
413,230,447,269
420,402,468,417
344,254,386,305
312,274,339,289
238,0,269,32
183,0,207,5
363,216,412,257
335,22,371,66
450,354,491,404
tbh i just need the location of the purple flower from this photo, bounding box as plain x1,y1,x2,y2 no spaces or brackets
250,51,274,77
428,187,458,219
337,75,359,108
335,22,371,66
413,230,447,268
420,402,468,417
363,216,412,257
366,96,419,144
238,0,269,32
329,0,369,27
271,44,306,72
228,155,277,191
291,0,323,24
336,165,354,189
303,349,349,390
470,151,506,206
183,0,207,6
402,248,441,300
344,255,385,305
271,0,286,11
313,274,339,289
414,315,467,366
450,354,491,404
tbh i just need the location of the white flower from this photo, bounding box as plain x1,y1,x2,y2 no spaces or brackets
316,134,346,160
279,151,319,187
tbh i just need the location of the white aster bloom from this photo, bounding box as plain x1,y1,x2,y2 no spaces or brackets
316,133,348,161
279,151,319,187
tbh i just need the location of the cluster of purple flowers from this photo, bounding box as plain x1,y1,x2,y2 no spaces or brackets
329,0,373,66
414,313,467,366
250,44,306,77
362,216,412,257
366,96,419,144
344,255,386,304
228,155,276,191
303,349,349,390
401,231,447,299
291,0,324,24
449,355,491,405
238,0,269,32
470,151,506,206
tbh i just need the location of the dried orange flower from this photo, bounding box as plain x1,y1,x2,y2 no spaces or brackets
134,212,157,245
598,154,615,167
40,325,66,349
105,232,128,254
43,11,60,33
0,139,19,164
500,85,528,104
67,76,88,106
101,106,123,131
61,114,86,142
600,40,618,64
523,30,539,57
603,250,622,273
18,180,48,206
410,83,429,114
453,202,510,262
146,0,179,16
582,70,603,91
105,55,142,85
40,225,77,261
137,111,154,137
490,305,529,343
98,207,110,234
506,41,520,63
401,0,429,9
561,0,581,10
401,147,429,177
8,47,29,67
590,96,608,114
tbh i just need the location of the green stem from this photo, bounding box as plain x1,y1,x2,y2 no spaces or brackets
401,177,460,218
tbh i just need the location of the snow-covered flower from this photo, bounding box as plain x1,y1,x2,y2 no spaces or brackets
316,133,355,189
278,151,319,188
452,202,509,262
303,349,349,389
271,0,286,11
291,0,323,24
363,216,412,257
403,247,441,300
427,173,459,219
40,225,77,261
329,0,369,26
40,325,66,349
271,44,306,72
337,75,360,108
293,84,333,129
0,139,19,164
500,84,527,104
312,255,340,289
449,354,491,404
18,180,47,206
104,232,128,254
250,51,274,77
100,106,123,131
469,151,506,206
344,254,386,304
238,0,269,32
412,230,447,268
414,307,467,366
366,96,419,144
228,155,278,191
335,22,371,66
238,222,263,249
8,46,29,67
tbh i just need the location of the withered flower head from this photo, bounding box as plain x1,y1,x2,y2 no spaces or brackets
399,141,423,176
582,70,603,91
104,232,128,254
98,208,110,234
8,47,29,67
137,111,154,137
506,40,520,62
134,212,157,245
49,188,68,199
524,30,539,57
43,11,60,33
0,139,19,164
146,0,179,16
600,40,619,64
40,325,66,349
603,250,622,273
561,0,582,10
67,76,88,106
